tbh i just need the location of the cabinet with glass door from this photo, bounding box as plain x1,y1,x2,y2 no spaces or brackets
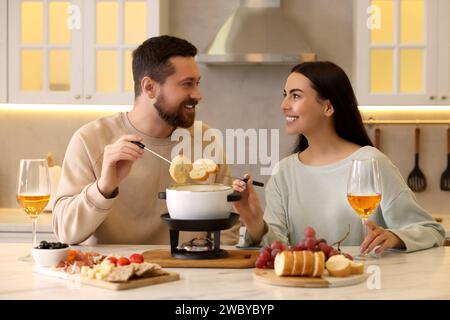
8,0,168,105
355,0,441,105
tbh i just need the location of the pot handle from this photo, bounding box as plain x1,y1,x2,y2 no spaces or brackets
158,192,166,200
227,192,241,202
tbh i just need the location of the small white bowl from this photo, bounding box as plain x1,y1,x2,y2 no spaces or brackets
32,247,70,267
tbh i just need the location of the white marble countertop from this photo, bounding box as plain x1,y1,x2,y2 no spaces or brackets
1,243,449,299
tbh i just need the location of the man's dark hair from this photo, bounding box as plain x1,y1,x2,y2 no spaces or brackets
290,61,373,153
132,35,197,98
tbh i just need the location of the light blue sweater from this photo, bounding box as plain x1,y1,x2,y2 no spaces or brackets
245,146,445,252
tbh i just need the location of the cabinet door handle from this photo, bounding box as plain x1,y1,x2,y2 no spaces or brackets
441,96,447,100
86,94,92,100
74,94,81,99
429,96,436,100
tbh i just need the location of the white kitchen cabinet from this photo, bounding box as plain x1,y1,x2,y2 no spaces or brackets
0,0,7,103
355,0,440,105
8,0,83,104
7,0,168,105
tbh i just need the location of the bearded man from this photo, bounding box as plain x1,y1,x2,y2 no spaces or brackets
53,36,239,245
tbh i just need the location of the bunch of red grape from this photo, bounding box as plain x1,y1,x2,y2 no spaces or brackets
255,239,287,269
255,227,353,269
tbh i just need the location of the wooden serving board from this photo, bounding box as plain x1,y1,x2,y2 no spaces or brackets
33,266,180,290
253,269,369,288
143,249,259,268
80,271,180,290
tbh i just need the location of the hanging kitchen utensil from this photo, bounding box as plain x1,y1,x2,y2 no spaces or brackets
407,128,427,192
131,141,264,187
374,127,381,150
439,128,450,191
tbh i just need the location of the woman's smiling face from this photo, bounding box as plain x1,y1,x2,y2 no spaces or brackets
281,72,331,136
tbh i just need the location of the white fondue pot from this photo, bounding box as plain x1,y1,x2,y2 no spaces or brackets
158,184,241,220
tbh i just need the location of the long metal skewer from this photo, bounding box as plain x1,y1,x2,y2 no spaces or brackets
131,141,172,164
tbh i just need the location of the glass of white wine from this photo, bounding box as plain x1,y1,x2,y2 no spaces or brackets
17,159,51,260
347,158,382,260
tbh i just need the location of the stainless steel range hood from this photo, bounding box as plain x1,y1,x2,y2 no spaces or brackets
196,0,316,65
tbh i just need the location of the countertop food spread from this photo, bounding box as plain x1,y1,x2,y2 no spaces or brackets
1,243,449,299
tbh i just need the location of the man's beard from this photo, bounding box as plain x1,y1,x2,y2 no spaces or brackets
154,93,197,128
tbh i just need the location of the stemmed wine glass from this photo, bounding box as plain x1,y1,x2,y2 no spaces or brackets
16,159,51,261
347,158,382,260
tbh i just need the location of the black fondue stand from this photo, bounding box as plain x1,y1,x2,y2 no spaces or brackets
160,212,240,259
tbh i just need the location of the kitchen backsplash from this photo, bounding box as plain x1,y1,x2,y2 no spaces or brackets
1,109,449,215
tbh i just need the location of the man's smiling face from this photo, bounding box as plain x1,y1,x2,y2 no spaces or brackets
153,56,202,128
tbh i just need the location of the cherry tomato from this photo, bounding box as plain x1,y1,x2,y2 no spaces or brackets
129,253,144,264
117,257,130,266
107,256,118,266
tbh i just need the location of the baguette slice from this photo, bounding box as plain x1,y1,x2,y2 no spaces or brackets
193,158,218,173
189,167,209,181
169,155,192,184
325,254,352,277
312,251,325,277
350,261,364,275
302,251,314,276
274,251,294,276
291,251,304,276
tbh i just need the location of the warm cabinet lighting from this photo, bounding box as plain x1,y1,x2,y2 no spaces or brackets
0,104,131,113
359,105,450,112
1,104,450,114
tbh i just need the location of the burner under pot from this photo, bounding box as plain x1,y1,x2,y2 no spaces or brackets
160,213,239,260
180,237,214,252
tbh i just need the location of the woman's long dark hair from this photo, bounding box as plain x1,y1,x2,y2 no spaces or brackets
291,61,373,153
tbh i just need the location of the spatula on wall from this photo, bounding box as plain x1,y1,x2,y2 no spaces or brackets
407,128,427,192
440,128,450,191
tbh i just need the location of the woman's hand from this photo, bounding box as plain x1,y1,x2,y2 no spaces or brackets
360,220,405,255
232,174,266,242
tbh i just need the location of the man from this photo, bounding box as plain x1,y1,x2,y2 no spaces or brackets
53,36,239,245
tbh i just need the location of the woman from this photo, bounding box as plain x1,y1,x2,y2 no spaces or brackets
233,61,445,254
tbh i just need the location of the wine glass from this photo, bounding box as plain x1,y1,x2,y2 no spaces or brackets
16,159,51,261
347,158,381,260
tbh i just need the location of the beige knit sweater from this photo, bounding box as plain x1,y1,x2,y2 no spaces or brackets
53,112,239,245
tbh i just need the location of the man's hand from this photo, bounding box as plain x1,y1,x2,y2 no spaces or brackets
360,220,405,255
97,134,144,198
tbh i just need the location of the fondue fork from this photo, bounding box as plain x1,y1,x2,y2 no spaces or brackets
225,175,265,187
131,141,172,164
